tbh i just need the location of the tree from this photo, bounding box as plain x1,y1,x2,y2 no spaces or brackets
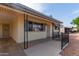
71,17,79,31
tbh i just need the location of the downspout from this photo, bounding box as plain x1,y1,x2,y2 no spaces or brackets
24,14,29,49
59,24,61,39
59,24,61,38
52,23,54,39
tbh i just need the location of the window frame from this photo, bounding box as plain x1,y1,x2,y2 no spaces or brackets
25,21,46,32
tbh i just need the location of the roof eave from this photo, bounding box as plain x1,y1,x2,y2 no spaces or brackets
0,3,62,24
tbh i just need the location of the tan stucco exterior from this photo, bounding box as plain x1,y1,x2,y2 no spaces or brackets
0,5,56,43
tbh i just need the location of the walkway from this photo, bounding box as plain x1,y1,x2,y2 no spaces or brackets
60,33,79,56
24,39,61,56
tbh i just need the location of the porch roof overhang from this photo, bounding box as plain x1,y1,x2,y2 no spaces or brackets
0,3,63,25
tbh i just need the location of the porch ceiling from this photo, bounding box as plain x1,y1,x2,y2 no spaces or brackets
0,6,19,22
0,13,15,21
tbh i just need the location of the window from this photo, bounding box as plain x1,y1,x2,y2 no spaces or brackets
55,25,59,30
29,22,33,31
25,21,45,31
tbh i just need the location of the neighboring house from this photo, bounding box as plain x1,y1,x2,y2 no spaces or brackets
72,26,78,32
72,27,77,32
60,24,65,33
63,27,72,33
52,23,63,40
53,24,60,38
0,3,62,48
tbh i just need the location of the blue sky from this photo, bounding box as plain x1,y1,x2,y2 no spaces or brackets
22,3,79,27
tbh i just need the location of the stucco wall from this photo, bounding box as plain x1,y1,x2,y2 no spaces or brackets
0,5,56,44
0,24,2,38
25,15,53,42
10,19,19,42
10,14,24,43
12,14,49,43
0,14,54,43
25,31,47,41
15,14,54,43
0,18,24,43
16,14,24,43
25,25,47,41
50,25,53,37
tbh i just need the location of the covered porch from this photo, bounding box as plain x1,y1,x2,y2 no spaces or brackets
0,4,26,55
0,4,58,48
0,3,62,56
0,5,24,43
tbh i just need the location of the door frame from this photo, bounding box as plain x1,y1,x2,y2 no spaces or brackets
2,24,10,38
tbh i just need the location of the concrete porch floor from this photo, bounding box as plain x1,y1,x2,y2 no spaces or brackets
24,39,61,56
0,38,61,56
0,38,26,56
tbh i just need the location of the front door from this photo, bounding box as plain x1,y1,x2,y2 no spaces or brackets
2,24,10,38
